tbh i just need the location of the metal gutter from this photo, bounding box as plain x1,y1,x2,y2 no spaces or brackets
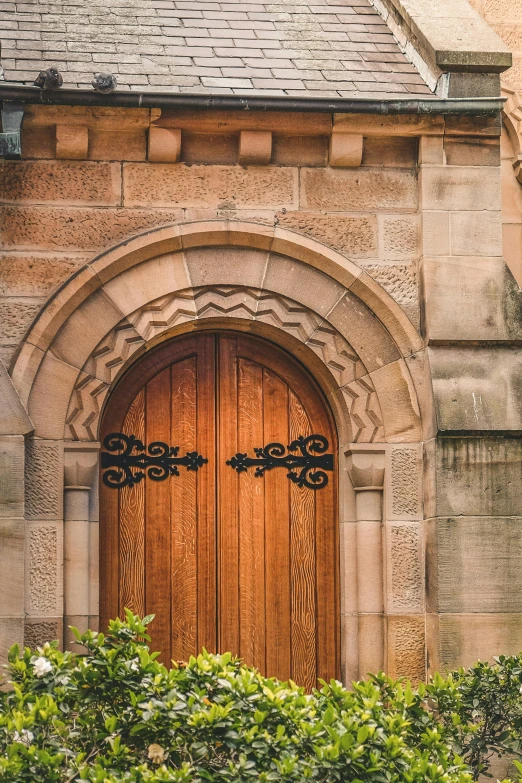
0,83,505,115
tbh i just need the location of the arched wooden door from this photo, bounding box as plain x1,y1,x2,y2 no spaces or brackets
100,331,340,687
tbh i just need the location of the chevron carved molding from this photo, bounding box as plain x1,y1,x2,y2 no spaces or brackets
65,286,384,443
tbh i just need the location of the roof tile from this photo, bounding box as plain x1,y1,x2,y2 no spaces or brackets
0,0,433,97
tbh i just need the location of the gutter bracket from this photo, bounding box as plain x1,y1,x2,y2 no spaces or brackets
0,101,24,159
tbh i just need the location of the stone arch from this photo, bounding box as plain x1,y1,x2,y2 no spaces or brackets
11,220,423,446
13,220,427,681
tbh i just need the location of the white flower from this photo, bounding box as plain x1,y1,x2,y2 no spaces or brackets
33,656,52,678
148,743,167,764
13,730,34,746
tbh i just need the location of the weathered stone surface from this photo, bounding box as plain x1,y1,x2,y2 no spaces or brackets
438,614,522,670
89,130,147,162
0,360,32,436
422,211,450,257
124,163,297,209
0,437,25,519
0,519,24,616
370,359,422,442
362,263,418,324
444,137,500,167
272,135,327,167
276,212,378,258
24,620,61,649
27,522,62,616
25,440,62,520
0,255,87,297
362,137,418,168
0,206,184,251
422,256,522,341
429,517,522,613
451,211,503,256
380,215,419,259
301,168,417,211
0,300,42,345
388,523,423,612
328,291,401,373
0,161,121,206
0,620,23,665
185,247,268,290
264,254,346,317
387,615,425,682
429,347,522,433
22,126,56,159
429,436,522,517
421,166,501,211
387,445,422,520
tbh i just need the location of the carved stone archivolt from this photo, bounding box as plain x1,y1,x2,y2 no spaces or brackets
65,285,386,444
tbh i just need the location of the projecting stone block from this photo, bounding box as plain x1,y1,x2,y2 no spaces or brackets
239,131,272,165
123,163,297,209
429,346,522,434
56,125,88,160
428,516,522,613
147,127,181,163
0,206,184,251
0,160,120,205
328,133,363,168
301,168,417,211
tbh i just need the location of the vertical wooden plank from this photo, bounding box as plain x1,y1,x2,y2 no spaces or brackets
170,357,198,661
263,367,291,682
315,417,340,683
196,334,218,653
217,334,240,656
237,358,265,673
145,368,172,663
289,391,317,690
119,389,146,618
99,463,119,633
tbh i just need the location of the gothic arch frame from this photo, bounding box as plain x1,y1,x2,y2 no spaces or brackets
13,220,428,682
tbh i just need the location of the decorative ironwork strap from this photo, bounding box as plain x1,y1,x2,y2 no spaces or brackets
227,434,334,490
101,432,208,489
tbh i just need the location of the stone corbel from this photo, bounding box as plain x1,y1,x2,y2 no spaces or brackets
329,133,363,168
148,126,181,162
56,124,89,160
63,444,99,649
239,130,272,165
346,445,386,678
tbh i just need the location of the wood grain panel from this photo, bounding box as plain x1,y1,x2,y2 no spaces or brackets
119,388,146,618
289,390,317,690
195,334,218,652
237,358,265,673
263,366,291,682
217,334,240,655
170,356,198,661
145,368,172,663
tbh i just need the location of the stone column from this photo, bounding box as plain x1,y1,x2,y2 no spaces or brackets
63,445,98,650
346,446,385,678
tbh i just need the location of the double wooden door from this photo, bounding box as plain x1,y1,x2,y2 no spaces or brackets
100,331,339,688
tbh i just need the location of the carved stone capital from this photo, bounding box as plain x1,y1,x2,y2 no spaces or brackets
64,443,99,490
345,444,385,491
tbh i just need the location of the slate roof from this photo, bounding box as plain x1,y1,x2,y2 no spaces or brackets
0,0,433,98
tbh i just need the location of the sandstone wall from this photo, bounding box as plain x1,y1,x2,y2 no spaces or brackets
1,104,522,679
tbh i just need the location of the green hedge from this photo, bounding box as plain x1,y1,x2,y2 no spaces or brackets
0,611,520,783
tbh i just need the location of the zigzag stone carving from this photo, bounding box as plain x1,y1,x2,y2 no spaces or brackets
65,286,384,443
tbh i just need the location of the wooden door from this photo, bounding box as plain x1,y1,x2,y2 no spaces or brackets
100,331,340,687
